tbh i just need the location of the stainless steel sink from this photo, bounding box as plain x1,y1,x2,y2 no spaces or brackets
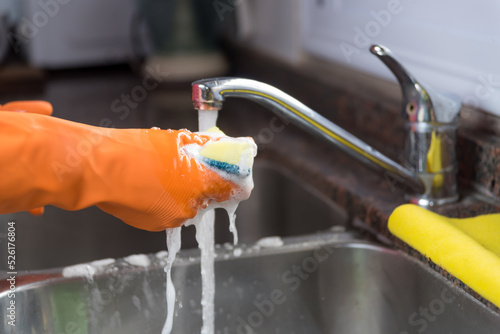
1,230,500,333
1,161,499,333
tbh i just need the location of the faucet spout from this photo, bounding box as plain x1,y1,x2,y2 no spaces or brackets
192,77,426,194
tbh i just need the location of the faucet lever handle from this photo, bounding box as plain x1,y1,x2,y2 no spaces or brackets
370,44,436,123
371,45,460,206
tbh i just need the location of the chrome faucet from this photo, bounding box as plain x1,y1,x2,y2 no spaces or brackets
192,45,461,207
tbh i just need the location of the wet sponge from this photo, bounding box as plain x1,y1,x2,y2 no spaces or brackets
200,127,255,176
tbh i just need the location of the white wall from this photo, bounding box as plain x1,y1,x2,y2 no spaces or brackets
17,0,140,68
243,0,500,117
0,0,21,25
238,0,304,64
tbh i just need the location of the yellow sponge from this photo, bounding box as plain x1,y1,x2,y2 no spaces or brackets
448,215,500,257
200,141,253,167
199,127,256,176
388,204,500,308
204,126,225,136
426,132,444,187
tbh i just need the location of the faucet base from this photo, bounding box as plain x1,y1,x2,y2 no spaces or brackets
406,194,459,208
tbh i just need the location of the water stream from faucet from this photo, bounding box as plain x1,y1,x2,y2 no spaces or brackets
161,110,220,334
195,110,218,334
162,108,255,333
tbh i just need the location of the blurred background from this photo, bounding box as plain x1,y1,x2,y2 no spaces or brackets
0,0,499,270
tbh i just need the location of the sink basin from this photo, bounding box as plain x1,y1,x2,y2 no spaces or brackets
1,230,500,333
1,161,499,333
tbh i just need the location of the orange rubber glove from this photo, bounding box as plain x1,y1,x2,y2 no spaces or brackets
0,101,54,216
0,101,53,116
0,106,246,231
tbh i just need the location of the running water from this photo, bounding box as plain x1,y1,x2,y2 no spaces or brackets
198,110,219,132
162,108,255,334
194,209,215,334
162,227,182,334
195,109,218,334
162,109,219,334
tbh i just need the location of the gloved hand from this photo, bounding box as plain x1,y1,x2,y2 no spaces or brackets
0,104,251,231
0,101,53,216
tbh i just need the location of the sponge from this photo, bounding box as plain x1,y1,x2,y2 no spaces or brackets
448,215,500,257
426,131,444,187
388,204,500,308
199,127,255,176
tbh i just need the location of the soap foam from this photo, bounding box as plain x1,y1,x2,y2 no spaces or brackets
62,264,97,282
62,258,115,282
256,236,284,248
124,254,151,267
90,258,115,268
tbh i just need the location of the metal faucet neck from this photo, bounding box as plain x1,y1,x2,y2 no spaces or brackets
191,46,460,207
